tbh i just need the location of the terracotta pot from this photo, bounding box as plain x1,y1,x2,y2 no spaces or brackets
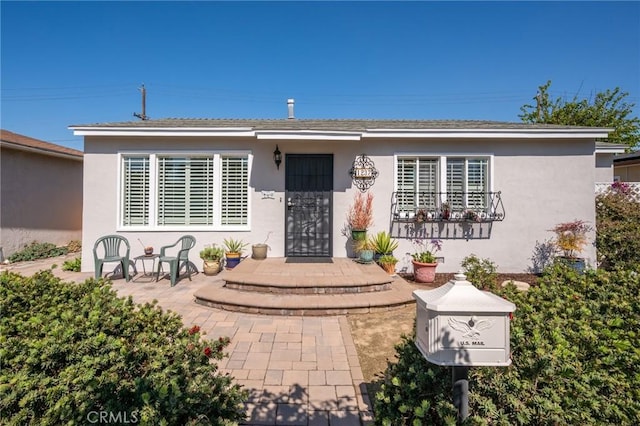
380,262,396,275
412,260,438,283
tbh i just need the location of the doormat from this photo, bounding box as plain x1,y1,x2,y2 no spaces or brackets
285,257,334,264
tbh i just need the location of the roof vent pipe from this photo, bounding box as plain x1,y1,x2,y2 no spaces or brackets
287,99,295,119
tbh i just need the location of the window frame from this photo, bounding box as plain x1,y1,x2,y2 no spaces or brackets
394,153,494,211
117,150,252,231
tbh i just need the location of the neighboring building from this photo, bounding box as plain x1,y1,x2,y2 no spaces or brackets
613,151,640,182
70,111,610,273
595,141,627,183
0,130,83,259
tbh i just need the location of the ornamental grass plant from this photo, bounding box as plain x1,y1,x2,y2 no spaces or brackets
346,192,374,231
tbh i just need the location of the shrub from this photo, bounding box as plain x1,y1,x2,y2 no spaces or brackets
0,271,247,425
374,266,640,424
596,192,640,270
66,240,82,253
461,254,498,290
374,334,458,426
8,241,68,263
62,257,81,272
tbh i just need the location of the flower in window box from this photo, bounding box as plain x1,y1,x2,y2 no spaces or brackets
415,209,427,223
463,209,480,222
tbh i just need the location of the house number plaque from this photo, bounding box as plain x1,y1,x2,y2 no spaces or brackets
349,153,378,192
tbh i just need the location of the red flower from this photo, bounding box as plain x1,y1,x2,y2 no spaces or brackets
204,347,212,357
189,325,200,335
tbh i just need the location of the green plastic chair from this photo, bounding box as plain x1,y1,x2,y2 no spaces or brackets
93,235,131,281
156,235,196,286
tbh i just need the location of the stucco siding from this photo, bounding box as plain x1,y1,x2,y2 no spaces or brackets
81,135,598,274
0,147,82,257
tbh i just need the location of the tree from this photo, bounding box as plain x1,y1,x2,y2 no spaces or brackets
520,80,640,150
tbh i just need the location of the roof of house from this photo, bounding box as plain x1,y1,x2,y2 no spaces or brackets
613,150,640,165
1,129,83,160
595,141,628,154
70,118,613,140
70,117,610,131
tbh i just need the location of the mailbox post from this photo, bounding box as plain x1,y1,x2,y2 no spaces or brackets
413,272,516,422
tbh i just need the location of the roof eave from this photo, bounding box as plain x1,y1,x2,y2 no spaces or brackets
70,125,612,140
0,141,83,161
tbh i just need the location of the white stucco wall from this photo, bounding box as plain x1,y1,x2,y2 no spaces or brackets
81,135,598,274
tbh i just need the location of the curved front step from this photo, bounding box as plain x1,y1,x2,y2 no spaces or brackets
193,278,417,316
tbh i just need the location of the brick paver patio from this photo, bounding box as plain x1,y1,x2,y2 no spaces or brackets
3,255,375,425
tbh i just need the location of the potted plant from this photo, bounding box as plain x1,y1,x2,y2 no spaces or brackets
354,238,375,263
369,231,399,262
411,238,443,283
415,209,427,223
550,219,593,272
252,232,272,260
463,209,479,222
377,254,398,275
346,192,374,242
199,244,224,275
223,237,247,270
440,202,451,220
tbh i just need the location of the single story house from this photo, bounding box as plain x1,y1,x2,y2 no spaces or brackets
70,108,612,274
0,129,83,259
613,151,640,182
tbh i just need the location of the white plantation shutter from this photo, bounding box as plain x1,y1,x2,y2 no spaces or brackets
446,159,465,209
418,159,438,208
122,156,150,226
396,158,416,212
467,159,488,209
157,157,214,225
221,156,248,225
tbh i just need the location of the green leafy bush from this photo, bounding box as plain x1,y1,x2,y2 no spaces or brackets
596,191,640,270
0,271,247,425
461,254,498,290
62,257,81,272
374,265,640,425
7,241,68,262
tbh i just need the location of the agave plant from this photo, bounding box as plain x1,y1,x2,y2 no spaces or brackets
368,231,399,255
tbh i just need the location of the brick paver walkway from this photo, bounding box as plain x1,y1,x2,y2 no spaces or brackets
3,255,374,425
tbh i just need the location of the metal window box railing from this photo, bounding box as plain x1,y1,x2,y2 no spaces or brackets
391,191,505,223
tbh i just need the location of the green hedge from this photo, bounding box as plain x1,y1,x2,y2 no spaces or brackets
374,265,640,425
596,191,640,270
0,271,247,425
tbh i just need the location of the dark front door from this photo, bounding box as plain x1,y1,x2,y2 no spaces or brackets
285,154,333,257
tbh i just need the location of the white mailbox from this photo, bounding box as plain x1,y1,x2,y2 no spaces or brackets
413,272,516,367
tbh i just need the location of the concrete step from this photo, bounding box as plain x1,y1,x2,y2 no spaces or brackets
194,278,417,316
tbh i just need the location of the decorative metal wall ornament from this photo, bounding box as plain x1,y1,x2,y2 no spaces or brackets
349,153,379,192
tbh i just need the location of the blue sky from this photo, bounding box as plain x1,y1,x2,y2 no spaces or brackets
2,1,639,151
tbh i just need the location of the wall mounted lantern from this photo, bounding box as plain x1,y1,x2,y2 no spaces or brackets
273,145,282,170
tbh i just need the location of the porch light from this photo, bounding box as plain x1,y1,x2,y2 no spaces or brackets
273,145,282,170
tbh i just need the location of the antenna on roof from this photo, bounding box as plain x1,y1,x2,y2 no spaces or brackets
133,84,149,120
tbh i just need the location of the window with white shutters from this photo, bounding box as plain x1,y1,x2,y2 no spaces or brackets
122,156,150,226
120,152,249,229
157,157,214,226
221,156,248,225
447,158,489,209
396,157,438,211
446,159,465,210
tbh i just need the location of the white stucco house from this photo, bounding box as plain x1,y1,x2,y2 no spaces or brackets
70,110,613,274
